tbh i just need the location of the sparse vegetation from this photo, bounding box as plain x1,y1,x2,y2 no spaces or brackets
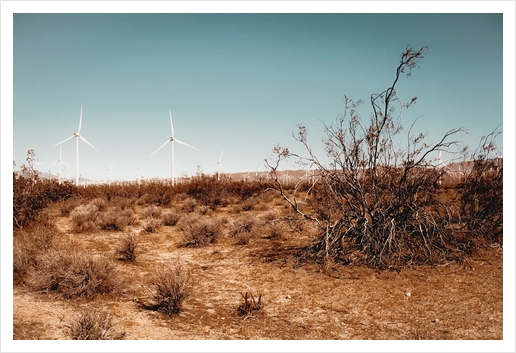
11,47,502,340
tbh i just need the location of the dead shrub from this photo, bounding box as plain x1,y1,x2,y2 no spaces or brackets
140,205,162,219
150,261,191,316
142,216,163,233
241,197,258,211
13,225,60,285
58,197,81,217
90,197,108,212
97,207,136,231
28,249,122,299
116,232,139,262
230,216,260,245
70,204,99,233
66,309,125,340
181,197,198,213
237,292,262,319
109,196,133,210
162,210,181,226
178,215,223,247
264,221,287,239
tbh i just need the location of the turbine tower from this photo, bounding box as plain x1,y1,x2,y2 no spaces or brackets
206,150,226,174
151,110,197,186
131,164,146,187
53,104,100,186
49,145,70,184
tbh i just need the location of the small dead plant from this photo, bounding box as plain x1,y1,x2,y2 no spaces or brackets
116,232,138,262
150,260,192,316
237,292,262,319
66,309,125,340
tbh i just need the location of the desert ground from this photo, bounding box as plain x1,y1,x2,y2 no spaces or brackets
13,186,503,342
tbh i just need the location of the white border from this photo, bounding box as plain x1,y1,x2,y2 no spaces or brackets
2,2,514,352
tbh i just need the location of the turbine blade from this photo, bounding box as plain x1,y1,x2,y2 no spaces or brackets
79,135,100,153
61,161,72,169
219,163,226,171
53,134,76,147
175,138,198,150
78,104,83,134
151,139,171,156
48,161,58,168
169,110,174,137
219,150,224,162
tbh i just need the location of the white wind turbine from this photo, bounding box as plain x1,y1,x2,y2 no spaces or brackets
131,164,146,187
49,145,71,184
107,162,114,185
150,110,198,186
53,104,100,186
206,150,226,174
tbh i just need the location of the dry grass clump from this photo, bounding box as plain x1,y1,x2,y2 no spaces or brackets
178,214,224,247
162,209,181,226
230,216,260,245
57,197,81,216
28,248,122,299
241,197,259,211
66,309,125,340
115,232,139,262
70,204,99,233
96,206,136,231
181,197,198,213
13,225,60,285
90,197,108,212
140,204,162,218
150,260,192,316
142,216,163,233
109,196,133,210
237,292,262,319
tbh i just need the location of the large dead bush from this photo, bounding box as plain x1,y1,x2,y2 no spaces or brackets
267,47,476,270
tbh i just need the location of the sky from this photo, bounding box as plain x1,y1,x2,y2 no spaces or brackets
2,2,515,352
6,7,510,184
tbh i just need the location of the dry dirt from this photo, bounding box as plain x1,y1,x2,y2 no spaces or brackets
12,200,503,345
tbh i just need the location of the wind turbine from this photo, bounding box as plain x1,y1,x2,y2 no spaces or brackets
53,104,100,186
206,150,226,174
107,162,114,185
150,110,198,186
131,164,146,187
49,145,71,184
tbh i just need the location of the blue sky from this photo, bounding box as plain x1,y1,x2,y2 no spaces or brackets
8,10,509,183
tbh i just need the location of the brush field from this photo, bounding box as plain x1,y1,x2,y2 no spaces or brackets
12,181,503,341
